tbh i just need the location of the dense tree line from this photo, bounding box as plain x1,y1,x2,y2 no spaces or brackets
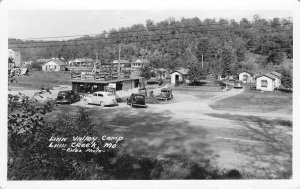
9,15,292,77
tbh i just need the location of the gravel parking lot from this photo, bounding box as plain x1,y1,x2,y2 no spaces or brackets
42,86,292,179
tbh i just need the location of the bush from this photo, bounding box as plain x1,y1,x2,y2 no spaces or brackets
29,61,43,71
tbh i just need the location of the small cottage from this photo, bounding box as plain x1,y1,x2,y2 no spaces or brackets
131,59,150,69
238,71,254,83
113,59,131,73
42,59,67,72
256,73,277,91
171,68,190,84
269,71,282,88
151,68,169,80
70,58,94,66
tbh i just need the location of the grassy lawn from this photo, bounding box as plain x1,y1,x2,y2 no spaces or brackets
10,70,71,90
210,85,293,114
172,82,225,100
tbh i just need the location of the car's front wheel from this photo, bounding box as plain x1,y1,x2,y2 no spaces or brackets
100,101,104,107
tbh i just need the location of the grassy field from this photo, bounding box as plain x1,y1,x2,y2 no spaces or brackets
9,70,71,90
210,84,293,114
172,81,226,100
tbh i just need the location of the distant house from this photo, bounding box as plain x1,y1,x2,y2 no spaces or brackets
170,67,190,84
113,59,131,67
238,71,254,83
131,59,150,69
22,61,33,67
70,58,94,66
113,59,131,73
256,73,278,91
152,68,169,79
42,59,67,71
38,59,52,64
269,71,282,88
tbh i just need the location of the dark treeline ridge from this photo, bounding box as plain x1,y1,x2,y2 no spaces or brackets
9,15,292,72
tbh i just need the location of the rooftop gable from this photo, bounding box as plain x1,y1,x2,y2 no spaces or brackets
269,71,282,78
113,60,130,64
259,73,277,80
171,68,189,75
46,59,66,66
239,71,253,75
133,59,150,64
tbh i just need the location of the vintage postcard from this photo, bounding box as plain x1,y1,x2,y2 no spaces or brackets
0,0,299,188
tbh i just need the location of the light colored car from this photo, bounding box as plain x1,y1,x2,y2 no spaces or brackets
86,91,118,107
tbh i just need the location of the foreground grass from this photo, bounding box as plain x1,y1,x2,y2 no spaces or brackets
210,85,292,114
10,70,71,90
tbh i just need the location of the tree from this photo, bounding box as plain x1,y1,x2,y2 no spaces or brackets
185,47,208,83
187,62,209,83
30,60,42,71
278,67,293,89
267,51,285,65
140,64,152,79
220,44,237,76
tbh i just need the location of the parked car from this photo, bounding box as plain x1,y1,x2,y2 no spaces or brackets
156,88,173,101
138,88,148,97
86,91,118,107
250,84,256,90
126,93,146,108
233,81,244,89
56,90,80,104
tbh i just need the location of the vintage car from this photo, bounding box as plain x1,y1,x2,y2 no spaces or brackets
126,93,146,108
233,80,244,89
156,88,173,101
86,91,118,107
56,90,80,104
138,88,147,97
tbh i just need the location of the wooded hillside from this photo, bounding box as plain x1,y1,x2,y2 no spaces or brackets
9,15,292,76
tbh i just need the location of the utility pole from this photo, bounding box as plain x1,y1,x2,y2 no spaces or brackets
93,51,98,73
118,44,121,78
201,54,203,68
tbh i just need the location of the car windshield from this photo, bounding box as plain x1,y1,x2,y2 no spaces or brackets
135,95,145,99
106,93,113,96
58,91,68,95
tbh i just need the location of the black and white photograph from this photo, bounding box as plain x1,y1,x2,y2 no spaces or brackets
0,0,299,188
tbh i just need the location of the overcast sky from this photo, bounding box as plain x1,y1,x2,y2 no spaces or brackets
8,10,292,40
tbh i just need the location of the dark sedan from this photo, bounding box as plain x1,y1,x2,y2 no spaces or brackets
56,90,80,104
156,88,173,101
126,93,146,108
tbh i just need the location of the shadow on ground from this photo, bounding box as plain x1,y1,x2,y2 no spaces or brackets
206,113,292,179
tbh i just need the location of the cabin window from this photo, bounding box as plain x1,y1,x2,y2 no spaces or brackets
242,75,248,81
261,80,268,87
